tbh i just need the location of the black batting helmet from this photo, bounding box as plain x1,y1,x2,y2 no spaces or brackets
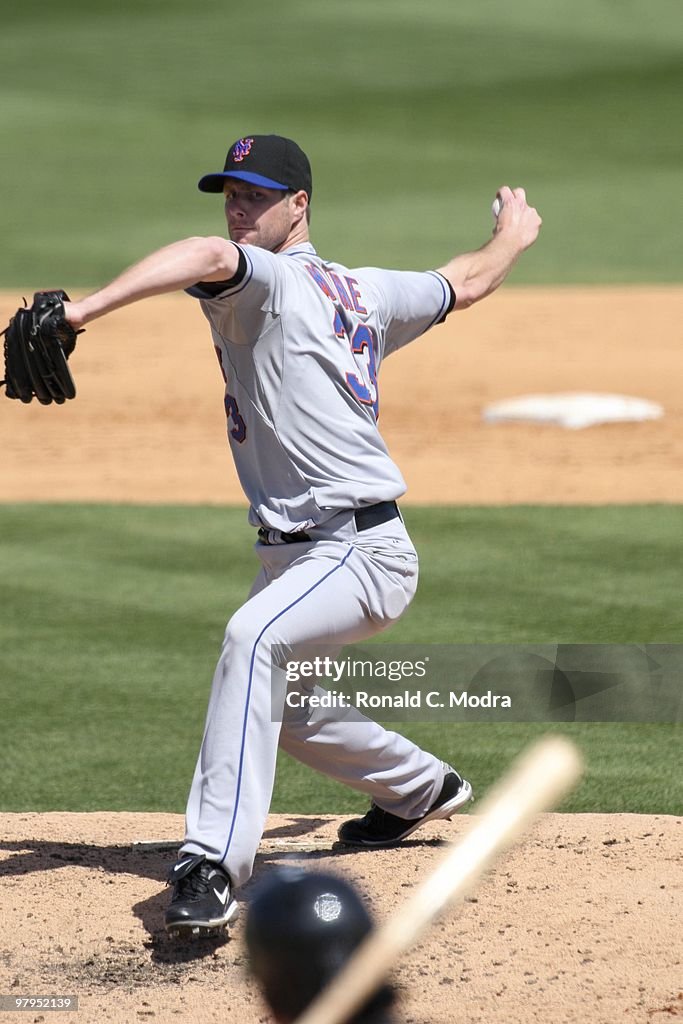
245,868,394,1023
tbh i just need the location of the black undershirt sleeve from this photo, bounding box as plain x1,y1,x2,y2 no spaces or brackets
192,246,248,296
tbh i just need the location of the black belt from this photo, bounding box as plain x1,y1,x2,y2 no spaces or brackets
258,500,400,545
354,500,400,531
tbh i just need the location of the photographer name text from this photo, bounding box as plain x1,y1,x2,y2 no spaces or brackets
285,689,512,710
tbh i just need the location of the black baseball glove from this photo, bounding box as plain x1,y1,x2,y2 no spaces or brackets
1,290,82,405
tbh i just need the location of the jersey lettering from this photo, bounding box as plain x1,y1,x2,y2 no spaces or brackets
333,312,379,419
333,310,347,340
225,394,247,443
345,277,367,315
215,345,247,443
346,324,378,418
305,263,337,301
305,263,368,315
328,272,354,311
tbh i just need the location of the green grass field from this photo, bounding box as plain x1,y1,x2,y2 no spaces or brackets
0,504,679,815
1,0,682,284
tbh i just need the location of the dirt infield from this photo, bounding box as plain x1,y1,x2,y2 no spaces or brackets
1,287,681,504
0,287,681,1023
0,812,681,1024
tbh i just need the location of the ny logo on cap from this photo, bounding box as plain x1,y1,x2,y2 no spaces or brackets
232,138,254,162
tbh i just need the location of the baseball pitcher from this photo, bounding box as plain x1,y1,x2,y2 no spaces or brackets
5,134,541,936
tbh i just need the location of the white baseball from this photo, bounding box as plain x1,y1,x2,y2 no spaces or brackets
492,196,502,219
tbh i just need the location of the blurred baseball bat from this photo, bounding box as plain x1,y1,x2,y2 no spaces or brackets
293,734,583,1024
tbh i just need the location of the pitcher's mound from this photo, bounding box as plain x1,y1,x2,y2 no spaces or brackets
1,811,680,1023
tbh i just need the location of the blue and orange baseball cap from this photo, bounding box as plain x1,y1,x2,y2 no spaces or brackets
198,135,312,200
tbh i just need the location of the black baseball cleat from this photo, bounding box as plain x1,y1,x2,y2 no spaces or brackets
165,853,239,937
337,769,473,847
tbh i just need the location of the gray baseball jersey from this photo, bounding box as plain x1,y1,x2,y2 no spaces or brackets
189,242,453,532
181,242,460,888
